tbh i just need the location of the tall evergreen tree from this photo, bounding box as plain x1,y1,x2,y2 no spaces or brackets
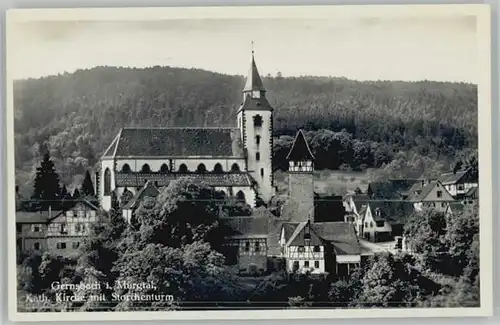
32,152,61,210
81,170,95,197
73,188,81,199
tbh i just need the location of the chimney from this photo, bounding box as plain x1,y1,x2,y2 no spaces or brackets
49,205,52,217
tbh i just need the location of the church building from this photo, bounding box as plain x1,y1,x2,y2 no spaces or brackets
96,50,275,211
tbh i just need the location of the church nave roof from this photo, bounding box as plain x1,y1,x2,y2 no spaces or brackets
102,127,244,159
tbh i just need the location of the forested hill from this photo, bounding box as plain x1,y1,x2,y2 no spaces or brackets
14,65,478,194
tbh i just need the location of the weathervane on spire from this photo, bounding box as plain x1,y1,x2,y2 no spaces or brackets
251,41,254,56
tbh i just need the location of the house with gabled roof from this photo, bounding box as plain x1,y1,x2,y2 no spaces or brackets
278,220,361,277
342,193,371,227
357,201,415,242
407,180,455,213
97,50,275,211
367,179,424,200
16,209,63,255
461,186,479,204
221,207,272,275
438,168,478,199
16,199,100,258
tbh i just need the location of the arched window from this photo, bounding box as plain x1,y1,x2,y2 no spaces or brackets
178,164,188,173
160,163,169,174
213,163,223,173
231,163,240,172
104,168,111,195
141,164,151,173
121,163,131,173
197,163,207,173
236,190,246,203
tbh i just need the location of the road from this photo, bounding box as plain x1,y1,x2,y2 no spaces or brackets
359,239,397,255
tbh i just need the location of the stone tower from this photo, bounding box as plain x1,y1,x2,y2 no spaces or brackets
286,129,315,222
236,49,274,202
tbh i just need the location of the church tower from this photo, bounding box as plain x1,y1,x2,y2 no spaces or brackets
287,129,315,222
237,48,274,202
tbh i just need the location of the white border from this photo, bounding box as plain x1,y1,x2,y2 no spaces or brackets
5,4,493,322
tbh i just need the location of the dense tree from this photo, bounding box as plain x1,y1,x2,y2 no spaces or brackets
113,241,242,310
31,152,61,210
404,203,479,280
131,178,230,250
354,253,438,308
81,170,95,197
18,253,43,293
404,209,449,273
328,277,361,307
444,203,479,277
418,274,479,308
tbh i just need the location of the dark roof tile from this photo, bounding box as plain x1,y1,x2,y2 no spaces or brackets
310,222,361,255
438,170,468,185
221,216,269,238
267,217,288,256
243,55,266,92
284,221,361,255
16,210,64,223
104,127,244,158
368,201,415,224
286,129,315,161
115,172,253,187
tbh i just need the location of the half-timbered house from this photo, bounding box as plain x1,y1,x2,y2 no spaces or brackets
279,221,361,277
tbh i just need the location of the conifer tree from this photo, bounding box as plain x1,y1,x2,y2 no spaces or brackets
81,170,95,197
32,152,61,210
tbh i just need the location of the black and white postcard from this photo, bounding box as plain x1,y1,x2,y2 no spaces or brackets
5,5,493,321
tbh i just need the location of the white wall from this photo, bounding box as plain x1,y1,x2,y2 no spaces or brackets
116,158,246,173
285,245,325,274
232,186,257,207
238,109,274,201
445,182,478,197
336,255,361,264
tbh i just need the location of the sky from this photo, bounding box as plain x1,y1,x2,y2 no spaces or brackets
9,15,479,83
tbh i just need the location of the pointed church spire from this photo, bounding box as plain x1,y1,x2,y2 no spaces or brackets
243,43,266,92
286,129,315,161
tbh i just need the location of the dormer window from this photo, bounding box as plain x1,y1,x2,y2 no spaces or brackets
252,91,261,98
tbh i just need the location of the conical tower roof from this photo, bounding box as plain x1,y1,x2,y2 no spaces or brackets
243,50,266,92
286,129,315,161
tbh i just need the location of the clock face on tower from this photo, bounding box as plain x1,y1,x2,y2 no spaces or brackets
252,91,260,98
